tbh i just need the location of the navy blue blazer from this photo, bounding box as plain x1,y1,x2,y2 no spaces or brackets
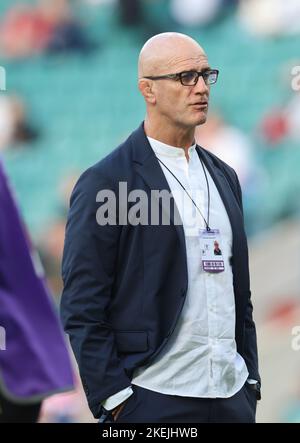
60,122,260,418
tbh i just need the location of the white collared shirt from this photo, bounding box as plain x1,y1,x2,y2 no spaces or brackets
102,136,249,410
131,137,249,395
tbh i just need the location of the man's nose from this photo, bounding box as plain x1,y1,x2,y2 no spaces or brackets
194,75,209,94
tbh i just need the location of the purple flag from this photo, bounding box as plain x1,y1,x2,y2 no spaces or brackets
0,159,74,402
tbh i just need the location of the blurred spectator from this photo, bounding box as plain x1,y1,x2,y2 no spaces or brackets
260,95,300,145
0,2,52,58
170,0,224,27
238,0,300,37
58,172,79,215
38,219,66,300
0,95,39,152
117,0,164,40
119,0,143,26
45,0,97,55
260,109,289,145
195,112,255,188
37,173,79,300
0,0,95,59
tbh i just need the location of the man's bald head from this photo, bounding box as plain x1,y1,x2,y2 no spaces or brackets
138,32,211,135
138,32,206,79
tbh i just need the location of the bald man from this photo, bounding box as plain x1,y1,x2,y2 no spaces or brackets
61,33,261,423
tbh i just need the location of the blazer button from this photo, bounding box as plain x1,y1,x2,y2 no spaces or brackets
180,288,186,297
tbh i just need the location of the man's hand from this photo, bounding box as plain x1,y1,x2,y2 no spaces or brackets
111,399,128,421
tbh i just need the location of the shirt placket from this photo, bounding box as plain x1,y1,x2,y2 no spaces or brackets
189,153,216,394
206,271,219,395
193,159,217,395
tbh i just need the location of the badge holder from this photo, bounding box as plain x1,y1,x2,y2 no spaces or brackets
199,228,225,273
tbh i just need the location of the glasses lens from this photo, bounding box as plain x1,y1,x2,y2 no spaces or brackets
180,71,198,85
205,70,218,85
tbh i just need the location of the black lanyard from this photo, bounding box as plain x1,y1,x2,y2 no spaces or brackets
156,154,211,231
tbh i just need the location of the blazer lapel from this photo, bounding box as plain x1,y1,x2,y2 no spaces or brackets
130,124,187,271
196,146,244,235
196,145,247,314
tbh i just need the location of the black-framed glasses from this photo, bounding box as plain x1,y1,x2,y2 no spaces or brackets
143,69,219,86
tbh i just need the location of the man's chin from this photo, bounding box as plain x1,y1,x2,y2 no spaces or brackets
194,113,207,126
179,113,207,129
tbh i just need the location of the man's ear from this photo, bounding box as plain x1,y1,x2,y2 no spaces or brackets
138,79,156,105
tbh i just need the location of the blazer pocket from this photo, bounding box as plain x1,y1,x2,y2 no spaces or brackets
114,330,148,353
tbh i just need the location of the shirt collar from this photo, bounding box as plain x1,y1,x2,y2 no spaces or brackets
147,136,196,158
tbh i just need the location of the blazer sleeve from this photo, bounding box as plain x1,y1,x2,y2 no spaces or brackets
60,167,132,418
234,171,261,384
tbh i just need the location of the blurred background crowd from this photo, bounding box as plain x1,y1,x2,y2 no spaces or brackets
0,0,300,423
